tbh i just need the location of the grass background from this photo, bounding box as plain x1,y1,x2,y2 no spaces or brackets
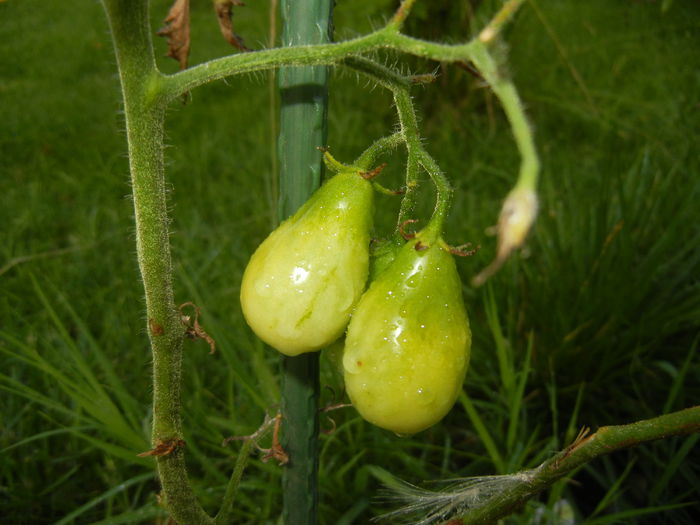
1,0,699,523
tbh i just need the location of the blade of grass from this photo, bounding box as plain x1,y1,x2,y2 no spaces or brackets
54,471,155,525
90,505,167,525
663,336,698,414
41,276,143,430
506,332,533,456
0,330,145,451
590,458,637,517
649,434,700,504
1,425,91,453
585,503,694,525
483,283,515,395
458,392,505,473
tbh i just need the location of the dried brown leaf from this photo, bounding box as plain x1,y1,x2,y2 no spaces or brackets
179,301,216,354
214,0,250,52
138,438,186,457
157,0,191,70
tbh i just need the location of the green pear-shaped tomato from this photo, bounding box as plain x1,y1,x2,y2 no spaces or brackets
240,169,373,356
343,237,471,434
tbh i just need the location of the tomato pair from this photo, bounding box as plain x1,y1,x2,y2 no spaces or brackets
240,164,470,434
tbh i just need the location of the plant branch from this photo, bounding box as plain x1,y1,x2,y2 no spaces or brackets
381,406,700,524
354,132,404,171
463,406,700,524
214,438,255,525
387,0,419,32
478,0,527,43
469,42,539,190
392,89,453,241
415,148,453,241
469,39,540,286
341,55,455,243
158,0,529,103
159,30,484,102
215,413,283,524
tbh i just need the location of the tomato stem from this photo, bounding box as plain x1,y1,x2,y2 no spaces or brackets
100,1,212,523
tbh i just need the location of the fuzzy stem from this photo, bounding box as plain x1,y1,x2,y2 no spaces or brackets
160,31,482,102
460,406,700,524
100,1,211,523
277,0,333,523
416,148,453,241
469,41,539,191
387,0,419,31
214,438,255,525
382,406,700,524
392,90,429,233
478,0,527,43
341,56,453,243
354,132,404,170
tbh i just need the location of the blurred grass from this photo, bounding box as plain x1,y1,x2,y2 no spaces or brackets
1,0,699,523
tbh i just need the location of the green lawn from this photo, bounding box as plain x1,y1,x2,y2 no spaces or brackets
1,0,699,523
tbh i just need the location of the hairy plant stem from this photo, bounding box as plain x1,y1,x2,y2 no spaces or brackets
214,438,255,525
459,406,700,524
278,0,332,523
339,56,453,242
354,132,404,170
100,1,211,523
160,31,480,102
381,406,700,524
469,40,539,191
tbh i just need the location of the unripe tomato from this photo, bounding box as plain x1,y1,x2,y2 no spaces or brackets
240,169,373,356
343,236,471,434
368,237,403,281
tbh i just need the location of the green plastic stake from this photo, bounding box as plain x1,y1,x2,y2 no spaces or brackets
277,0,333,523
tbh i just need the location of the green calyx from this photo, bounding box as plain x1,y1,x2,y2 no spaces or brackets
240,167,374,356
343,234,471,435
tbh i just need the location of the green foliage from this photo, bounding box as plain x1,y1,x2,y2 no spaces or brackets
1,0,698,523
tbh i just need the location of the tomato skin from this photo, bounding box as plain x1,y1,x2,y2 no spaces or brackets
368,237,403,281
240,170,373,356
343,237,471,434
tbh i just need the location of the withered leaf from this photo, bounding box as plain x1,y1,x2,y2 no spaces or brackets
138,438,186,457
214,0,250,52
179,301,217,354
157,0,191,70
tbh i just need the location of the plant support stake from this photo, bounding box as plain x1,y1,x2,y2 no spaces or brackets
278,0,333,523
